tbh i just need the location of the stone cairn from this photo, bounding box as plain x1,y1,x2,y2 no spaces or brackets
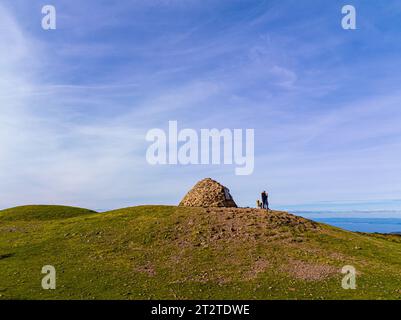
179,178,237,208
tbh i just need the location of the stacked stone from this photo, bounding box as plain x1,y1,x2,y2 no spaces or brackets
179,178,237,208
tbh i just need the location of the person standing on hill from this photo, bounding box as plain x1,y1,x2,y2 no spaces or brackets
261,191,269,210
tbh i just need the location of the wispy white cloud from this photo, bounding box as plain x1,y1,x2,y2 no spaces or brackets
1,1,401,214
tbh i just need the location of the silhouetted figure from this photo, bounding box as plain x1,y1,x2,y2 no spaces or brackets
261,191,269,210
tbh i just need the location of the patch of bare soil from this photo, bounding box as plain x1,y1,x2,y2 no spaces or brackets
134,262,156,277
0,226,27,233
172,207,319,247
171,269,232,285
244,258,270,280
282,258,338,281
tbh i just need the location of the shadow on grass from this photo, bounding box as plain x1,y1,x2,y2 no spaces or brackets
0,253,14,260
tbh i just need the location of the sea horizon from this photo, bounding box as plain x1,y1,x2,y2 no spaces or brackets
288,209,401,234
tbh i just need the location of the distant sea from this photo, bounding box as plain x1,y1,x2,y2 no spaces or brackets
290,211,401,234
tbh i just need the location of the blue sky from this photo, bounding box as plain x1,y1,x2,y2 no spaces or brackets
1,0,401,213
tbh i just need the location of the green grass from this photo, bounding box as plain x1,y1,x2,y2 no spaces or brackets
0,205,96,221
1,205,401,300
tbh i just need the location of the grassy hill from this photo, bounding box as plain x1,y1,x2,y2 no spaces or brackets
0,205,96,221
1,205,401,300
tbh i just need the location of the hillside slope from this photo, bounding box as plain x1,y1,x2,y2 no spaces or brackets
1,205,401,299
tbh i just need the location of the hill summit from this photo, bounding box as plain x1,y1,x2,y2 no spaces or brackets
179,178,237,207
1,204,401,299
